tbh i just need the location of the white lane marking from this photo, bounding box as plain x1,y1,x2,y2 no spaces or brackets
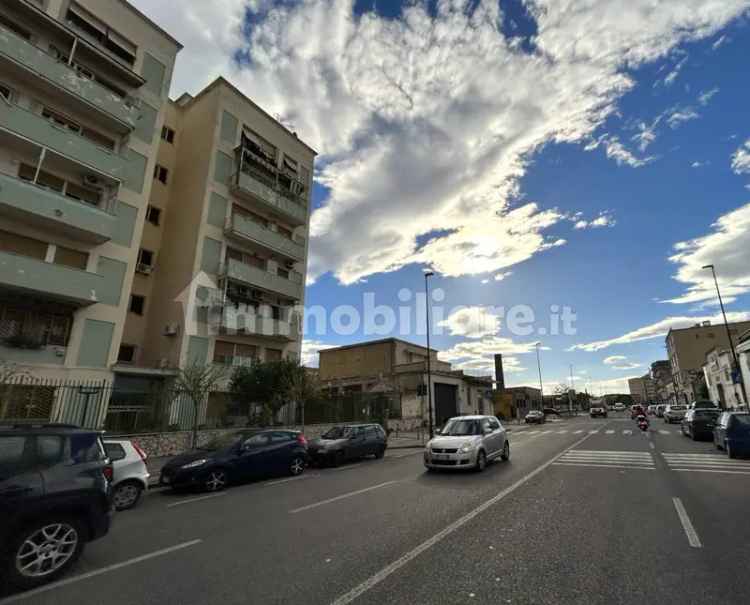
0,540,202,604
329,433,593,605
553,462,655,470
528,430,540,434
672,468,750,475
290,480,398,514
264,473,320,487
561,453,653,460
540,430,553,434
673,497,702,548
388,451,423,459
649,443,656,450
659,430,670,435
588,430,599,434
605,430,615,434
663,453,733,458
573,430,583,434
563,450,652,457
557,430,568,434
623,430,632,435
166,493,226,508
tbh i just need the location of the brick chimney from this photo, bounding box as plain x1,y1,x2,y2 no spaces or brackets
494,354,505,392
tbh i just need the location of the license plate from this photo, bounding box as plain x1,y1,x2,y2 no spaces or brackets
433,454,447,460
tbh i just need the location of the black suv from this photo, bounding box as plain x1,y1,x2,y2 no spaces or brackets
0,425,112,590
308,424,388,466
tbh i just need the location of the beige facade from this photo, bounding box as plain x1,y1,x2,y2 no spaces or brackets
0,0,180,381
703,348,745,409
628,375,656,404
666,321,750,403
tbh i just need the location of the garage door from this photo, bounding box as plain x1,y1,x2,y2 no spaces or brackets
434,383,458,426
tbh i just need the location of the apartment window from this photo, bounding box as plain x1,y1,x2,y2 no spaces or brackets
129,295,145,315
53,246,88,270
145,205,161,226
161,126,175,144
136,249,154,273
42,107,82,134
226,248,265,269
265,348,282,362
277,268,289,280
213,341,257,365
0,305,71,348
65,182,101,206
0,82,12,102
153,165,169,184
0,13,31,40
0,230,47,260
277,226,292,240
66,3,137,66
117,344,136,364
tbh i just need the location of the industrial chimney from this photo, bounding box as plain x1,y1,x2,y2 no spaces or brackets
494,354,505,392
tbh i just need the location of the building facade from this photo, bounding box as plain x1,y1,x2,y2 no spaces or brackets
0,0,180,382
628,375,656,404
703,348,745,409
666,321,750,404
650,360,673,404
737,330,750,410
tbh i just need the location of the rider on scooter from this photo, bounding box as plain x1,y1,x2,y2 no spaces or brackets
636,413,649,429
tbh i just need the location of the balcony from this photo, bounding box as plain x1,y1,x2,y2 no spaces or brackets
0,251,101,306
0,101,126,180
232,170,307,226
0,172,115,243
218,308,300,341
223,258,304,300
225,213,305,261
0,25,138,131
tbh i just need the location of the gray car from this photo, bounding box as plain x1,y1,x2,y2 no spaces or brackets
664,404,688,424
424,415,509,472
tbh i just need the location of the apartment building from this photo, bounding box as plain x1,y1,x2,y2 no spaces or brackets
703,348,744,409
650,360,672,403
117,77,315,383
666,320,750,403
0,0,180,381
628,374,657,404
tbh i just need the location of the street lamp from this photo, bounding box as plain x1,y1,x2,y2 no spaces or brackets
703,264,747,407
535,342,544,412
424,271,435,438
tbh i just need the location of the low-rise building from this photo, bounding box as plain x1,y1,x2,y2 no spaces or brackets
702,348,744,409
628,374,657,404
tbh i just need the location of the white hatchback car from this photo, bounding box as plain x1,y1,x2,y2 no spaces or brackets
103,439,150,510
424,415,509,471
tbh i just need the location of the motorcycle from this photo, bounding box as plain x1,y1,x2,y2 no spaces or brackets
636,415,649,431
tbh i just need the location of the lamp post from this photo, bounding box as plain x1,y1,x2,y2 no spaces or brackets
424,271,435,438
535,342,544,412
703,264,747,407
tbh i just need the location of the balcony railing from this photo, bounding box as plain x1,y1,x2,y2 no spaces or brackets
0,101,126,179
232,169,307,226
218,309,300,341
225,213,305,261
0,171,115,243
0,25,138,130
222,258,303,300
0,250,102,306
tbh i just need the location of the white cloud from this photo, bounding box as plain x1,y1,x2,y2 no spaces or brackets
691,161,705,168
603,355,641,370
698,87,719,106
574,212,617,230
439,336,545,375
568,311,750,352
603,355,627,365
494,271,512,281
712,34,728,50
631,117,661,152
666,106,700,129
601,137,656,167
661,54,688,87
136,0,750,285
732,139,750,174
438,306,501,339
300,339,337,367
663,202,750,305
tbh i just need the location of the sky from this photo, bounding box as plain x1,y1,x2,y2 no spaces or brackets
132,0,750,394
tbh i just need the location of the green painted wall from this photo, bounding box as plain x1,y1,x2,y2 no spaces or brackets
207,192,228,228
133,102,158,143
200,237,222,274
0,344,64,365
122,148,148,193
186,336,209,365
112,201,137,247
97,257,127,306
77,320,114,367
220,110,238,144
214,151,233,185
142,53,166,97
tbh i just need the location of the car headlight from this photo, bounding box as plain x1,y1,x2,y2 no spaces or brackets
459,441,476,453
181,458,209,469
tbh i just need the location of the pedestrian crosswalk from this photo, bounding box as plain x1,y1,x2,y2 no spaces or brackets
662,453,750,475
518,428,681,437
553,450,655,470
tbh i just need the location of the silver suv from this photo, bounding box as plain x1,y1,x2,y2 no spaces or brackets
424,415,509,472
664,404,687,424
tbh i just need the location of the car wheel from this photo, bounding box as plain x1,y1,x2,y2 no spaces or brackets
3,517,86,590
501,441,510,461
112,480,143,511
374,446,386,459
204,469,228,492
289,456,306,476
475,450,487,472
727,442,736,459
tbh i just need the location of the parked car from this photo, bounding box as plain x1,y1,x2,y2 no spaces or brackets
612,403,626,412
689,400,719,410
424,415,509,472
307,424,387,466
103,439,149,510
524,410,546,424
630,404,645,419
656,404,667,418
160,429,308,491
543,407,561,416
714,412,750,458
0,424,112,590
647,405,658,415
590,404,608,418
681,409,720,441
664,404,687,424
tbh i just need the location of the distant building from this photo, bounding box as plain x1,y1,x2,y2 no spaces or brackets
737,329,750,410
650,360,673,403
666,320,750,404
628,374,657,404
702,348,744,409
493,386,542,420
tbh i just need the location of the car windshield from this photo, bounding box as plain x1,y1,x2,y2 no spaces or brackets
322,427,353,439
440,419,481,436
733,415,750,427
671,406,686,411
694,410,718,418
198,432,243,450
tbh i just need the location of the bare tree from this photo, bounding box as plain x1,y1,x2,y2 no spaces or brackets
285,363,319,431
173,362,227,449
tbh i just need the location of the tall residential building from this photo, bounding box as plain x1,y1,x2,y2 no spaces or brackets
0,0,180,381
666,320,750,403
628,375,656,404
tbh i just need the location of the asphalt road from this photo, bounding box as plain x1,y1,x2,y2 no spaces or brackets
3,414,749,605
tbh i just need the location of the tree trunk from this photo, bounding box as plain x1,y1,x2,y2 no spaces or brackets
192,399,199,449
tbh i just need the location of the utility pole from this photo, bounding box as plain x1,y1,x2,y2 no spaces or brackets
424,271,435,438
535,342,544,411
703,264,747,407
568,364,574,413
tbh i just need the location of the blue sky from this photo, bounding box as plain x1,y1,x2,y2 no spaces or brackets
134,0,750,393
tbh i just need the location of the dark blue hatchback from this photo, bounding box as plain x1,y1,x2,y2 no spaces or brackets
714,412,750,458
160,429,309,491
